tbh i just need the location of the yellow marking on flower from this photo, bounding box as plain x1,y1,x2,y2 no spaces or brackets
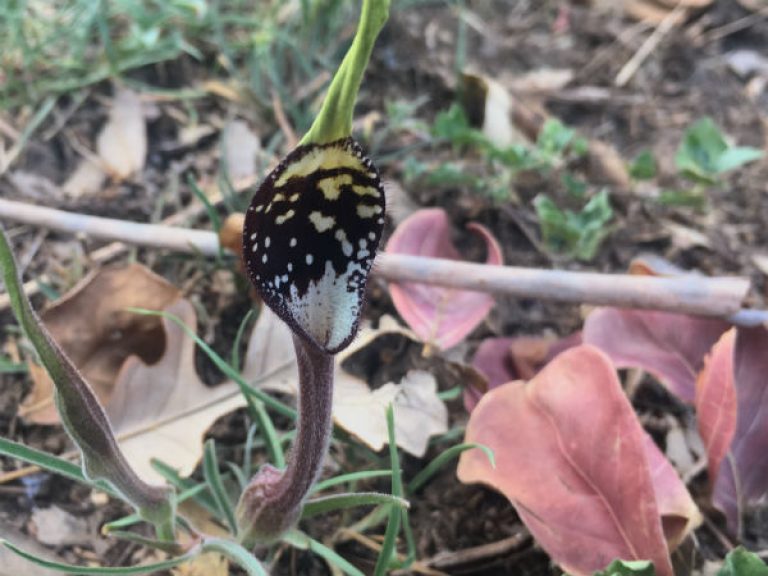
317,174,353,200
276,209,296,225
352,184,381,198
309,211,336,232
275,146,374,187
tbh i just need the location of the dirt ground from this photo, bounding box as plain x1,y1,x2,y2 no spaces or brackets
1,0,767,574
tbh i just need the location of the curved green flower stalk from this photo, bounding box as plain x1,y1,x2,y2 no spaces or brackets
0,228,176,540
237,0,390,546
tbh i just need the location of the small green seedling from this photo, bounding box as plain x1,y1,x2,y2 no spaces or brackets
656,117,764,208
675,117,763,186
534,189,613,261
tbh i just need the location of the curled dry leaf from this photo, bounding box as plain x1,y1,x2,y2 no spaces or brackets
466,332,581,411
461,72,531,148
21,264,181,424
108,299,246,483
643,434,703,550
695,329,737,498
386,208,503,350
97,88,147,180
221,120,261,182
711,327,768,533
458,345,691,576
583,308,729,402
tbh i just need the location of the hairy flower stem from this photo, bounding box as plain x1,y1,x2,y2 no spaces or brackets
237,335,334,547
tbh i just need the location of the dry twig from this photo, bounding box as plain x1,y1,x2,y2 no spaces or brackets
0,198,765,325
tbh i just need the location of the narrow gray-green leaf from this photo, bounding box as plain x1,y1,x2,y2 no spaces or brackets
0,228,175,536
283,530,365,576
302,492,408,519
0,538,198,574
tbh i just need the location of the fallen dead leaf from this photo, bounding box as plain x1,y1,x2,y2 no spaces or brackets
62,159,107,198
110,302,302,483
386,208,503,350
96,87,147,180
663,221,712,251
334,369,447,457
108,299,246,483
221,120,261,182
29,506,93,547
624,0,690,24
21,264,182,425
510,68,574,94
751,253,768,277
462,72,533,147
458,346,693,576
585,139,631,188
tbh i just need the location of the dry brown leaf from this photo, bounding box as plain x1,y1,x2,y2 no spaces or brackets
625,0,689,24
108,299,246,483
510,68,575,94
110,301,301,483
241,307,297,394
97,88,147,180
21,264,181,425
585,139,631,188
246,315,448,456
29,506,93,547
752,254,768,276
334,369,447,457
221,120,261,182
462,72,531,148
62,159,106,199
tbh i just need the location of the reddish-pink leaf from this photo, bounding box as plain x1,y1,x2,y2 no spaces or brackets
643,433,702,550
712,326,768,532
695,329,737,496
385,208,503,349
466,332,582,411
583,308,729,402
458,345,674,576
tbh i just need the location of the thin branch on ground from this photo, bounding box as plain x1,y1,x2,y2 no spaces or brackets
0,198,765,326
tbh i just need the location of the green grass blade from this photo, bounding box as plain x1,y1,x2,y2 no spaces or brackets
283,530,365,576
226,461,248,491
187,174,223,233
244,393,285,468
151,459,220,516
200,538,268,576
0,355,27,374
231,308,257,371
0,437,116,497
203,439,238,535
373,405,403,576
243,423,258,478
0,539,199,574
312,469,392,493
302,492,408,520
407,442,495,494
